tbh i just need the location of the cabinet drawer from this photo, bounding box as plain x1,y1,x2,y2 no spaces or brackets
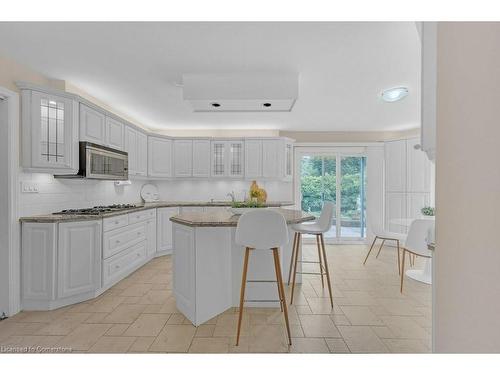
128,209,156,224
103,241,147,286
103,222,147,259
103,214,129,232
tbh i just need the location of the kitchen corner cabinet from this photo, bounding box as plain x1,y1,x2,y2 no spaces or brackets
22,220,102,310
20,88,79,173
148,136,173,178
211,140,244,178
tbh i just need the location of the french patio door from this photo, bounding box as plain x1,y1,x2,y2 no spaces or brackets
295,148,367,242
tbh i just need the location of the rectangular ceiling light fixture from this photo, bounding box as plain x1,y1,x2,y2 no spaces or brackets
182,73,298,112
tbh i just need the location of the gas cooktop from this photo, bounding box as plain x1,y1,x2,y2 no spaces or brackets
53,204,138,215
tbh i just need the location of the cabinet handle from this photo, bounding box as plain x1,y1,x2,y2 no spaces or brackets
137,232,142,236
116,240,121,244
115,265,120,269
114,221,119,225
137,253,141,257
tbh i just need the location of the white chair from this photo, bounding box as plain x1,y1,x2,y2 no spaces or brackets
400,219,435,293
362,217,407,274
235,209,292,346
288,201,334,308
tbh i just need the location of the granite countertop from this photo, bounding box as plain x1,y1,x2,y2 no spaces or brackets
170,208,315,227
19,200,294,223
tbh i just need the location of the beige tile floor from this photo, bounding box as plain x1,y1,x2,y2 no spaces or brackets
0,244,431,353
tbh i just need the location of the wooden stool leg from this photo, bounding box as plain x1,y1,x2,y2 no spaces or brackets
363,236,378,265
400,249,406,294
236,247,250,346
396,239,401,275
316,234,325,288
290,233,301,304
376,239,386,258
287,232,298,285
319,234,334,308
272,248,284,312
273,248,292,345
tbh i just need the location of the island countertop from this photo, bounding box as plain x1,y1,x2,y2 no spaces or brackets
170,208,315,227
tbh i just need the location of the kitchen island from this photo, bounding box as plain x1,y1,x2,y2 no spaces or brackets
170,208,315,326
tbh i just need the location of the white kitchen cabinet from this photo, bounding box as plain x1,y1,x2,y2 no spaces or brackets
136,131,148,176
106,116,124,150
157,207,179,254
124,125,138,175
406,137,431,192
385,192,407,234
211,140,244,178
80,104,106,145
385,139,407,192
57,220,102,299
21,223,57,302
192,139,211,177
244,139,263,178
174,140,193,177
148,136,173,178
20,88,79,173
124,126,148,177
146,217,157,257
262,139,284,178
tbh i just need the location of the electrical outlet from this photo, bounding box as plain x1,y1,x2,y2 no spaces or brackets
21,181,39,193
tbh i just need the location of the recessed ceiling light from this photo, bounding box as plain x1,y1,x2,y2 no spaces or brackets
381,87,409,102
211,103,221,108
263,103,272,107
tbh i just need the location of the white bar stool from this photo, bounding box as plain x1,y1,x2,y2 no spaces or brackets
288,201,334,308
235,209,292,346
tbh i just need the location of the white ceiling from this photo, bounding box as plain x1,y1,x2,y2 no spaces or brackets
0,22,421,132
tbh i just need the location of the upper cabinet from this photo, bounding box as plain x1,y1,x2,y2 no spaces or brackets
263,139,294,179
211,140,244,178
244,139,262,178
105,117,125,150
148,136,173,178
124,126,148,177
173,140,193,177
192,140,211,177
20,87,79,173
80,104,106,145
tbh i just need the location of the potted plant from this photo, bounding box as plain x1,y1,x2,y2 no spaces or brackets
421,206,435,216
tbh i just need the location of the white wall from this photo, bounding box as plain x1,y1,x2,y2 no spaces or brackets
435,22,500,352
0,98,9,315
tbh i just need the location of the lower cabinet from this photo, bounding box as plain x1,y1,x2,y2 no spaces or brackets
103,241,148,288
157,207,179,254
22,220,102,310
58,221,102,299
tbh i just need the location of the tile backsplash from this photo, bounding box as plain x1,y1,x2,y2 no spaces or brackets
18,173,293,217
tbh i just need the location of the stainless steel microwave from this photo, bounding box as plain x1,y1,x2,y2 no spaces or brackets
54,142,128,180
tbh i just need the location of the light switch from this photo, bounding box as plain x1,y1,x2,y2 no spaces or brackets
21,182,39,193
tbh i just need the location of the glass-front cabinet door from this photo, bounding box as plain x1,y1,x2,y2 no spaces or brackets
228,141,244,178
211,140,244,177
25,90,78,171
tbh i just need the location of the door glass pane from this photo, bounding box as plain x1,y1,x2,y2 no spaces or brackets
230,143,242,175
213,143,225,176
300,155,336,239
340,156,366,238
40,99,64,163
